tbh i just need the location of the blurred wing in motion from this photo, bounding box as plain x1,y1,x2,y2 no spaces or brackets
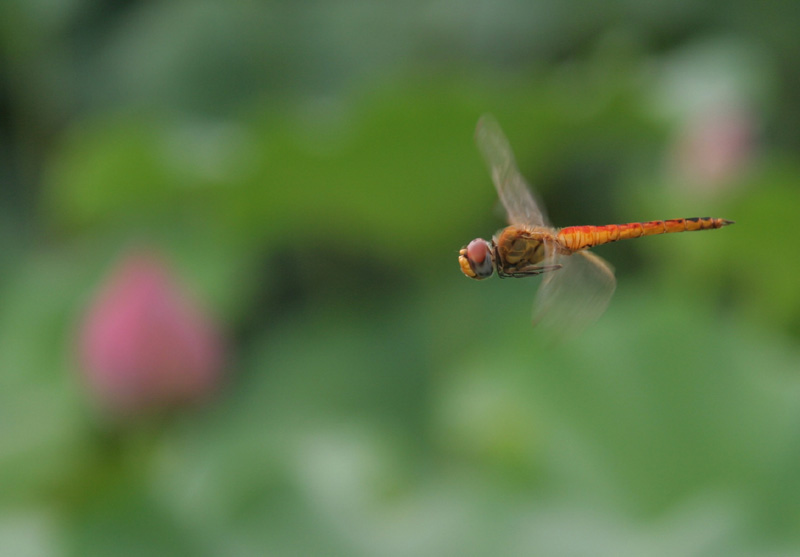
532,249,616,338
475,114,549,227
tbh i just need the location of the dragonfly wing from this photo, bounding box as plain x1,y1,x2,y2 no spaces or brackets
532,249,616,338
475,114,549,227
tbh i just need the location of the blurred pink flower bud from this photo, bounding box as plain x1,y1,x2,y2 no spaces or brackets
670,106,756,194
79,250,224,415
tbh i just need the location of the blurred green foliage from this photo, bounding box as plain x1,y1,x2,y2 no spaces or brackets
1,0,800,555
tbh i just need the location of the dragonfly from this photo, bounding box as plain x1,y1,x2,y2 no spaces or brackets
459,114,734,334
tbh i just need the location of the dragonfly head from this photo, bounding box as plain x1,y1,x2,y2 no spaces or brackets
459,239,495,280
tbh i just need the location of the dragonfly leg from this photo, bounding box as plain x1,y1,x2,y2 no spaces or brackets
499,263,562,278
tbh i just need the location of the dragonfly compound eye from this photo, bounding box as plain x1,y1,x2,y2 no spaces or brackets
460,239,494,279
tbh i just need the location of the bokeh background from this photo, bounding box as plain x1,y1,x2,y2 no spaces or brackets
2,1,800,555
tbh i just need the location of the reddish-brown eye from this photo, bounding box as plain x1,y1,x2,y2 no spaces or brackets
466,239,494,279
467,239,488,263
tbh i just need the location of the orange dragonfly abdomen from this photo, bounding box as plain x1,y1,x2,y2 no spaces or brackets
557,217,734,252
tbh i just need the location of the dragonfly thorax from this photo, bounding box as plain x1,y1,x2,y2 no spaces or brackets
458,238,495,280
493,226,556,277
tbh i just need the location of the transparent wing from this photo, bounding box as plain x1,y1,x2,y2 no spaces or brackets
532,248,617,339
475,114,549,227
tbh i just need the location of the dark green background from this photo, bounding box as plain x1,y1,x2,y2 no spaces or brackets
1,1,799,555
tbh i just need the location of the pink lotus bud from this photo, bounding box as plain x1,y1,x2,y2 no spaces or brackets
671,106,756,193
79,250,224,415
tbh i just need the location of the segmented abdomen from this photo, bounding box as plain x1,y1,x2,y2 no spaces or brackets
557,217,733,251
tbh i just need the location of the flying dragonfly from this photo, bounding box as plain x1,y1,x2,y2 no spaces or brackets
459,114,734,334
